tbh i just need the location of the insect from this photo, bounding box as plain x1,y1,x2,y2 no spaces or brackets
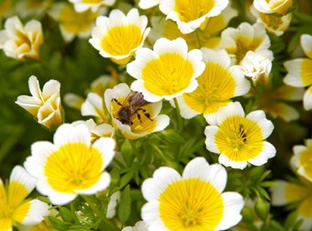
112,91,153,125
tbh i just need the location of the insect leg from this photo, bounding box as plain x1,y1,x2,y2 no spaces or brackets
112,98,123,106
137,108,153,121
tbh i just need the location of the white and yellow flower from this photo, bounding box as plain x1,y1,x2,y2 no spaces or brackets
49,3,102,42
219,22,270,64
104,83,170,140
253,0,293,15
239,50,273,85
149,5,238,50
127,37,205,102
24,123,116,205
15,0,53,18
284,34,312,111
89,8,150,65
15,75,63,130
69,0,115,12
122,221,148,231
205,102,276,169
0,166,49,231
141,157,244,231
176,48,250,124
271,178,312,230
0,16,43,61
290,139,312,182
159,0,229,34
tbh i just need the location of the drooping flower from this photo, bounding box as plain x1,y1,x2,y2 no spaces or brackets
89,8,150,65
219,22,271,64
127,37,205,102
271,178,312,230
176,48,250,124
68,0,115,12
205,102,276,169
0,166,49,230
49,2,102,42
24,123,116,205
290,139,312,182
122,221,148,231
284,34,312,111
148,5,238,50
159,0,229,34
104,83,170,140
141,157,244,231
15,75,63,130
239,50,273,85
0,16,43,61
253,0,293,15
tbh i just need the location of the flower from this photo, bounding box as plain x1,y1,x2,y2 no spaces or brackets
284,34,312,111
122,221,148,231
127,37,205,102
24,123,116,205
0,166,49,230
290,139,312,182
0,16,43,61
148,5,238,50
106,191,120,218
49,3,102,42
205,102,276,169
138,0,159,9
219,22,271,64
253,0,293,15
254,85,304,122
89,8,150,65
18,209,58,231
239,50,273,85
141,157,244,231
176,48,250,124
15,0,53,18
271,178,312,230
159,0,229,34
15,75,63,130
68,0,115,12
104,83,170,140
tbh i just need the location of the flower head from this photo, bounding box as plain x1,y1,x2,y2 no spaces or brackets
219,22,270,64
104,83,170,140
49,3,102,42
15,75,63,130
0,166,49,230
89,8,150,65
15,0,53,18
290,139,312,182
253,0,293,15
176,48,250,124
159,0,229,34
205,102,276,169
122,221,148,231
0,16,43,61
69,0,115,12
141,157,244,231
284,34,312,111
24,123,116,205
127,37,205,102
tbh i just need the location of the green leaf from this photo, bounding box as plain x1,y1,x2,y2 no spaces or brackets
110,168,120,186
255,197,269,221
118,185,131,224
121,139,134,166
49,216,68,231
119,171,134,189
161,129,185,143
59,207,74,223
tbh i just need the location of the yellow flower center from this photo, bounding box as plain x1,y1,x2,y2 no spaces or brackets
82,0,102,3
101,25,143,57
299,146,312,179
300,59,312,86
44,143,103,193
0,201,14,219
183,62,235,114
142,53,194,96
159,178,224,230
175,0,215,22
259,13,283,30
215,116,264,161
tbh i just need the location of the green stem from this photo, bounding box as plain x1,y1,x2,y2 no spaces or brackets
81,195,119,231
195,29,202,48
173,98,183,133
70,202,80,223
150,143,167,162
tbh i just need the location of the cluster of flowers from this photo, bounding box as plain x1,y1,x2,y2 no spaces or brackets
0,0,312,230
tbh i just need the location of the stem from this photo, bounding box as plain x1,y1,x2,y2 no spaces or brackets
70,202,80,223
150,143,167,162
173,98,183,133
195,29,202,48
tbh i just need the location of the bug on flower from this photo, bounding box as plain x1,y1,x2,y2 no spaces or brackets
112,91,153,125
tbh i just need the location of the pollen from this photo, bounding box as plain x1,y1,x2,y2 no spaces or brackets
159,178,224,230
